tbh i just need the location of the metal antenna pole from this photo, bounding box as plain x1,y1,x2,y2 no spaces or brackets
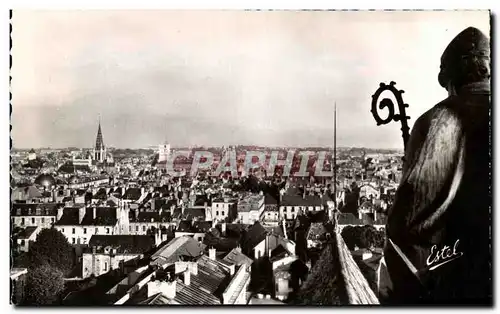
333,102,337,212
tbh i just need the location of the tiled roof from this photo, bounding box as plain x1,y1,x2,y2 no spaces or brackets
134,211,160,223
93,188,107,200
87,235,155,254
15,226,38,239
264,193,278,205
176,220,193,233
263,225,285,238
269,244,292,262
192,221,212,233
182,208,206,221
150,236,205,267
11,186,43,200
241,222,267,250
54,207,81,225
82,207,118,226
194,195,211,206
139,254,230,305
54,206,118,226
308,210,327,223
11,203,61,216
281,195,323,207
176,220,211,234
58,163,91,174
124,188,142,201
222,248,253,266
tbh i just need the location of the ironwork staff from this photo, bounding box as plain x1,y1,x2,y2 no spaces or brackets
371,81,411,151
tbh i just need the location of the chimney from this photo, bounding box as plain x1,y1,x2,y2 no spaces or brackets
155,229,162,246
188,262,198,276
170,204,175,216
57,206,64,221
209,247,216,260
93,206,97,220
162,280,177,299
183,269,191,286
78,205,86,224
221,222,226,236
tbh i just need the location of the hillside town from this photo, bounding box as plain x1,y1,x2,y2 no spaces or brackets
10,121,403,305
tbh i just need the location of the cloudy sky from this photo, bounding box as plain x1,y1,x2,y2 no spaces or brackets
11,10,489,149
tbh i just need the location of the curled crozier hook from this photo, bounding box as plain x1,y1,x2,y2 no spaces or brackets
371,81,411,150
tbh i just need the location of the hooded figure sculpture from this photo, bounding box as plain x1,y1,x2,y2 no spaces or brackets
381,27,491,304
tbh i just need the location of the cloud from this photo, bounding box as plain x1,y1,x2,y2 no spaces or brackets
11,10,490,149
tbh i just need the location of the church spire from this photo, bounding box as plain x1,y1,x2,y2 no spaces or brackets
94,117,106,163
95,118,104,150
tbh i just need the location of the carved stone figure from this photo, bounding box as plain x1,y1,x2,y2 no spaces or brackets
381,27,491,304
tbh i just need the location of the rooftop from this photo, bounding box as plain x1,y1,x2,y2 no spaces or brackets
86,235,155,255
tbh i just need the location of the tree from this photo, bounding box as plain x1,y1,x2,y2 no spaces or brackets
24,264,65,305
28,228,73,276
341,226,357,250
359,225,378,249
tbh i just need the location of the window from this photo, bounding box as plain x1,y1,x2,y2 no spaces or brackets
143,226,146,232
129,226,132,232
51,218,55,223
21,218,25,225
106,228,110,234
83,228,87,234
41,218,45,223
104,262,108,272
221,211,225,216
95,228,98,234
72,228,76,234
291,207,295,212
136,226,139,232
20,240,25,246
61,228,64,233
32,218,35,224
83,238,87,244
72,238,75,244
198,237,203,242
216,211,219,216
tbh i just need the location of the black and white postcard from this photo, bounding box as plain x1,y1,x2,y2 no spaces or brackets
9,9,492,306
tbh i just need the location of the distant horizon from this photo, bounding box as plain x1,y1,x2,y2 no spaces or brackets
11,144,404,152
11,11,489,149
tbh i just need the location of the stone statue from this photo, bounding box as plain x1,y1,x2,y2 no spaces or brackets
381,27,491,304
